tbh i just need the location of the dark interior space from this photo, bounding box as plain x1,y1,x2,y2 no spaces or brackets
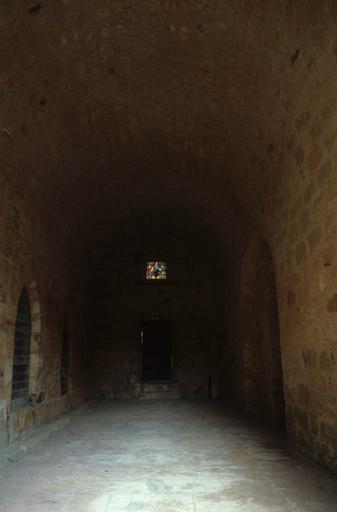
0,1,337,510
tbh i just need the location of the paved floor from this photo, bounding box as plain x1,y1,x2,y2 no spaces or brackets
0,400,336,511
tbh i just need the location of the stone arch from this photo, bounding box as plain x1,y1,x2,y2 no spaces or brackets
239,237,285,427
60,315,70,396
11,287,31,406
8,279,42,405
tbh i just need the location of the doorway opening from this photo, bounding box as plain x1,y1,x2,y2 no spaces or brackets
142,319,172,381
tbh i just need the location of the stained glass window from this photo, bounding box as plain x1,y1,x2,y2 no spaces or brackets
146,261,167,280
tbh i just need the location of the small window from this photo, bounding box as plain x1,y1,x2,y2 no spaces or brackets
146,261,167,280
12,288,31,407
60,318,69,395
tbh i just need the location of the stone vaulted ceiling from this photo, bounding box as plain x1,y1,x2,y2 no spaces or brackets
0,0,336,242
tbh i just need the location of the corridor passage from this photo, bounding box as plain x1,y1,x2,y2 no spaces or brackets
0,401,336,512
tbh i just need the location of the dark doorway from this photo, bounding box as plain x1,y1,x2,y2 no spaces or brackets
142,319,172,381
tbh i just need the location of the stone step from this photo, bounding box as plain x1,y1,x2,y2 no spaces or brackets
138,382,181,400
139,391,181,400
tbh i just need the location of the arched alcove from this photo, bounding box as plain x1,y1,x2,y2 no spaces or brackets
60,317,70,396
239,238,285,427
11,288,31,407
10,280,41,407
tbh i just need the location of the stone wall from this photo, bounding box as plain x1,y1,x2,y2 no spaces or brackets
207,1,337,474
267,105,337,473
0,176,90,448
89,216,225,399
235,5,337,472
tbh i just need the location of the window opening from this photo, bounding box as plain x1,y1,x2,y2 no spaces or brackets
12,288,31,407
146,261,167,280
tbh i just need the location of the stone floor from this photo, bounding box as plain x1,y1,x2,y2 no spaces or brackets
0,400,336,511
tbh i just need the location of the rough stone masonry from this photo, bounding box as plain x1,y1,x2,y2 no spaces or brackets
0,0,337,478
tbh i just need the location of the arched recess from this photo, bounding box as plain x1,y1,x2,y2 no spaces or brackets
239,238,285,427
60,316,70,396
11,288,31,407
10,280,41,407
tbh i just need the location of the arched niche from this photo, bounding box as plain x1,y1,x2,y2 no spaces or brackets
239,238,285,427
60,316,70,396
9,280,41,407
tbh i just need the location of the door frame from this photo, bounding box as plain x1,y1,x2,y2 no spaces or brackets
139,316,175,382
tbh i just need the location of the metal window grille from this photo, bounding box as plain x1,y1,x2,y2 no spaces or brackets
12,288,31,407
60,319,69,395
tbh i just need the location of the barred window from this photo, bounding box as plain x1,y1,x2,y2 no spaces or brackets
60,318,69,395
12,288,31,407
